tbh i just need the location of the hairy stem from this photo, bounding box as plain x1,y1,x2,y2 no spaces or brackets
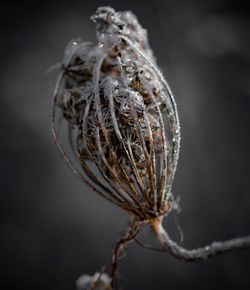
150,217,250,262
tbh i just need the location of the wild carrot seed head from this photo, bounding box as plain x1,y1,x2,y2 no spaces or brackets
54,6,181,221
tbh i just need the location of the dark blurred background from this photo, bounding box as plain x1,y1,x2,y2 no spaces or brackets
1,0,250,289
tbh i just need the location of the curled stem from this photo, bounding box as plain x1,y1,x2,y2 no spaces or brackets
111,216,142,289
150,217,250,262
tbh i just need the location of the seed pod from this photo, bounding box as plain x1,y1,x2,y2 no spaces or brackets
52,6,180,221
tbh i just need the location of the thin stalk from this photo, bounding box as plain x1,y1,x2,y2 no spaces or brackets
111,216,143,289
150,217,250,262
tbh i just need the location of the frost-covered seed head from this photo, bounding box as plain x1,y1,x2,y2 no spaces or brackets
54,6,180,220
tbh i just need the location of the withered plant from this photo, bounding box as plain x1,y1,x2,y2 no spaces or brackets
51,6,250,289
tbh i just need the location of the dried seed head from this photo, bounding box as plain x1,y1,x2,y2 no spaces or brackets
53,7,180,221
76,273,112,290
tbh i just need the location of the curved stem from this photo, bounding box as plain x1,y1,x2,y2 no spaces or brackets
150,218,250,262
111,216,142,289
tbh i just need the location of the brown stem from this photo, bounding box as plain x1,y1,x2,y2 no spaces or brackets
111,216,142,289
150,217,250,262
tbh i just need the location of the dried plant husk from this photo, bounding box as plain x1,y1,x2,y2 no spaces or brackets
53,6,180,222
76,272,112,290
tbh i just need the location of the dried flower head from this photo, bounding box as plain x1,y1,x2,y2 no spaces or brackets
52,6,180,221
52,7,250,289
76,273,111,290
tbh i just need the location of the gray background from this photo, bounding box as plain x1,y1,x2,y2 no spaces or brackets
1,0,250,289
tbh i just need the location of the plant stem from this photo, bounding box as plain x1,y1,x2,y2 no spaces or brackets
111,216,142,288
150,217,250,262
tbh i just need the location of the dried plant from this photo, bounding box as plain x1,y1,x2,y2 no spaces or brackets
51,6,250,289
76,272,112,290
